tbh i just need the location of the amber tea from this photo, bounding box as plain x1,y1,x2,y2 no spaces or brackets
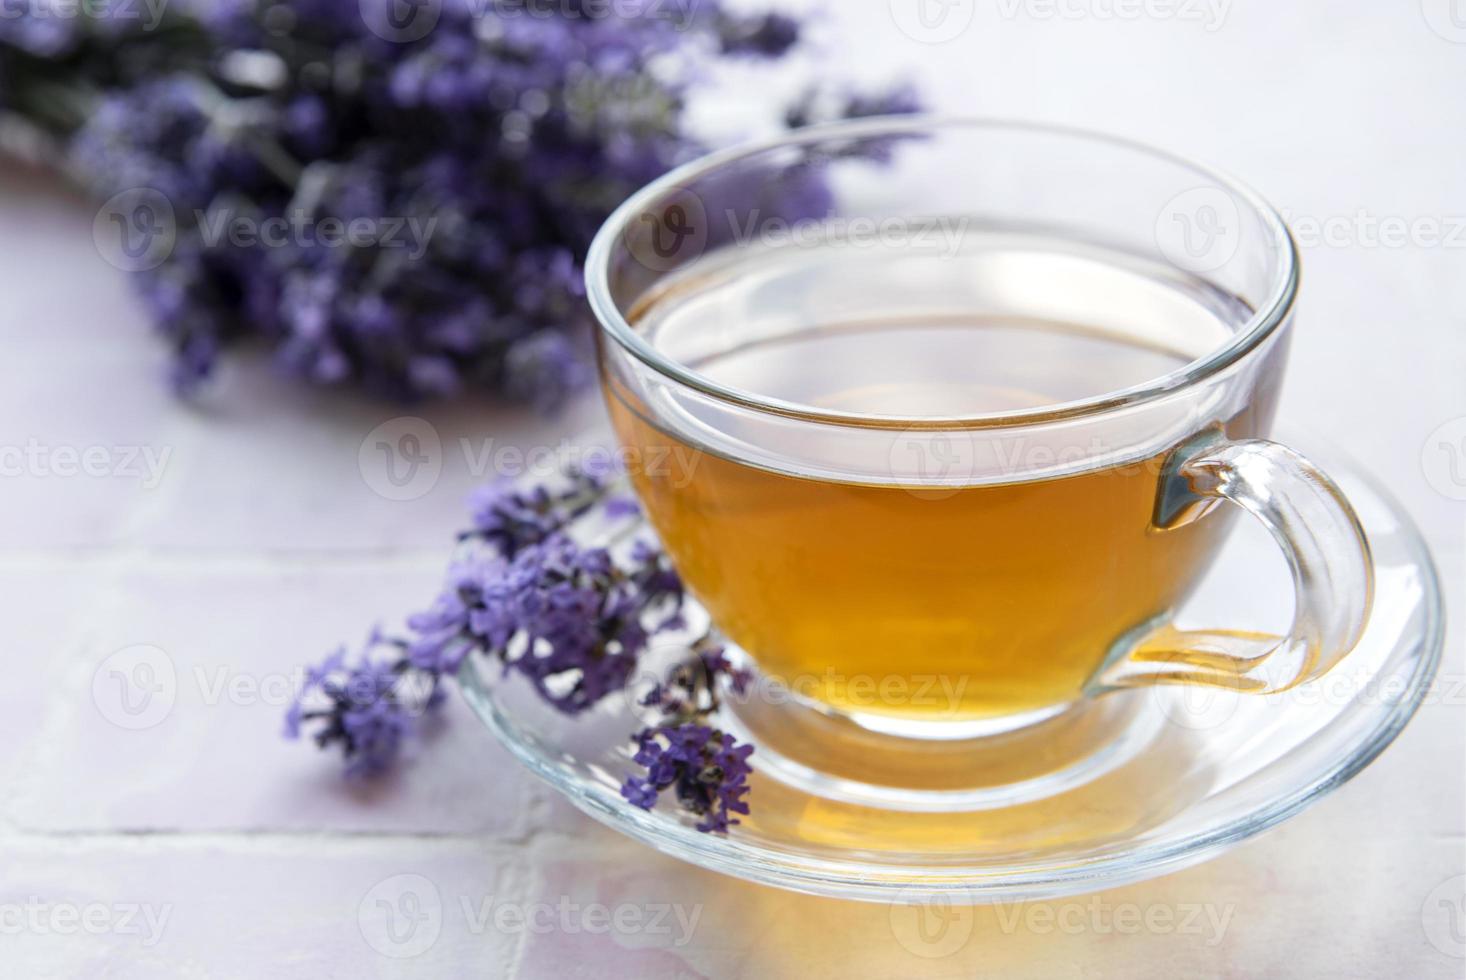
603,234,1278,722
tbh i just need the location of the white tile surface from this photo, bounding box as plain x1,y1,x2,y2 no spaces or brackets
1,3,1462,976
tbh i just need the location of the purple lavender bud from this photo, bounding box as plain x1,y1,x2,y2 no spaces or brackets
503,331,592,415
620,776,659,810
719,12,801,57
620,723,754,833
286,635,444,779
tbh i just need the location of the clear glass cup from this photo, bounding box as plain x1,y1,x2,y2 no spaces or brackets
585,116,1372,745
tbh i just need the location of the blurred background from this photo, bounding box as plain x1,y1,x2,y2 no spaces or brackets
0,1,1462,976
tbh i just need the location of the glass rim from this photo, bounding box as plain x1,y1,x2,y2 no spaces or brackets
585,115,1300,431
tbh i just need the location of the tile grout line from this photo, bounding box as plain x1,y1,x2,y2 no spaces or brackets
0,550,452,572
0,824,646,859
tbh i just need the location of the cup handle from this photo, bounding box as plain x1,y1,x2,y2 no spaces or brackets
1091,431,1375,695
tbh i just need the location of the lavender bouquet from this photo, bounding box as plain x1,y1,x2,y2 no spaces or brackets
0,0,913,409
288,461,757,834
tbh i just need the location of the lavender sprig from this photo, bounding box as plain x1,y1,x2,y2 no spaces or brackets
460,460,631,557
285,462,755,832
0,0,915,410
623,724,753,834
283,629,445,778
620,634,754,832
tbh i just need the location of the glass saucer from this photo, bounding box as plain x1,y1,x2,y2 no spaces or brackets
459,432,1443,904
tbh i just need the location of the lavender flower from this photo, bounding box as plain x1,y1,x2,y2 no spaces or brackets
451,532,684,713
718,12,801,57
784,82,925,130
639,636,747,715
285,633,444,779
625,635,754,831
406,527,684,717
464,460,620,555
0,0,917,409
286,461,754,832
621,723,754,833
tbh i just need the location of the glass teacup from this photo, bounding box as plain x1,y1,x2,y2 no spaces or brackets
586,117,1371,743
